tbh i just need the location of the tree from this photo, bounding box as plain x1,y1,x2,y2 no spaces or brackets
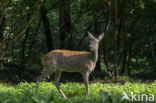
59,0,72,49
40,5,54,51
0,0,43,61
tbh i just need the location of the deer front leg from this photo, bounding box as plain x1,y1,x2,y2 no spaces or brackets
53,70,67,99
82,72,90,99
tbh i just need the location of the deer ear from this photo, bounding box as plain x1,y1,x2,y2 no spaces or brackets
98,33,105,41
88,32,96,40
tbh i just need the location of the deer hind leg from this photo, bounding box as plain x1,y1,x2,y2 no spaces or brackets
36,69,52,82
53,70,67,99
36,60,55,82
36,64,55,82
82,72,90,99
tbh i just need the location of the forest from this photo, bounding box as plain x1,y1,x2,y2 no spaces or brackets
0,0,156,103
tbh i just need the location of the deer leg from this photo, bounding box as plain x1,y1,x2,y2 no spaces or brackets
53,70,67,99
82,72,90,99
36,70,51,82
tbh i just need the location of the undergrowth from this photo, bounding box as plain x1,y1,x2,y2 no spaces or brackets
0,81,155,103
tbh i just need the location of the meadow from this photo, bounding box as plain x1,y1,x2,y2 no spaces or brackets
0,81,155,103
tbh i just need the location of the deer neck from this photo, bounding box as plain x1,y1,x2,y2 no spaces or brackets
91,49,98,62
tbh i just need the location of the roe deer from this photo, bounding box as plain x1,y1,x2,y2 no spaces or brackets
36,32,104,99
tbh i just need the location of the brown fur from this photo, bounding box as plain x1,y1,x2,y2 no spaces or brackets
36,32,104,99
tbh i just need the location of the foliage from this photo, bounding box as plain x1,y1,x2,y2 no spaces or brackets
0,0,155,103
0,0,155,79
0,81,155,103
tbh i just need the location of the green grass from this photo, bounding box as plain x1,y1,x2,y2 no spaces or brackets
0,81,156,103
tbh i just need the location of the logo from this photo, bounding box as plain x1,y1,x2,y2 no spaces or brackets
121,91,131,101
121,91,155,102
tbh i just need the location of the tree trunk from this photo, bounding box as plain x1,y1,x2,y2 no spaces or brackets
59,0,71,49
0,14,6,60
21,15,30,68
0,16,5,41
151,41,156,61
78,22,92,50
120,19,135,75
28,18,41,59
121,38,127,75
112,0,119,79
127,34,133,75
103,1,111,77
40,6,53,51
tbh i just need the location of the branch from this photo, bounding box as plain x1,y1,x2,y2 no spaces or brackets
0,0,44,61
0,0,43,48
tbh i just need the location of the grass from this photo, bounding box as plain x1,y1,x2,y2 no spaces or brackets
0,81,156,103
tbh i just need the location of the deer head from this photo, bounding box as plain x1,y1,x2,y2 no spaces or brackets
88,32,104,51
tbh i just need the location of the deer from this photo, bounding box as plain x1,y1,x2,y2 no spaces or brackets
36,32,104,99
